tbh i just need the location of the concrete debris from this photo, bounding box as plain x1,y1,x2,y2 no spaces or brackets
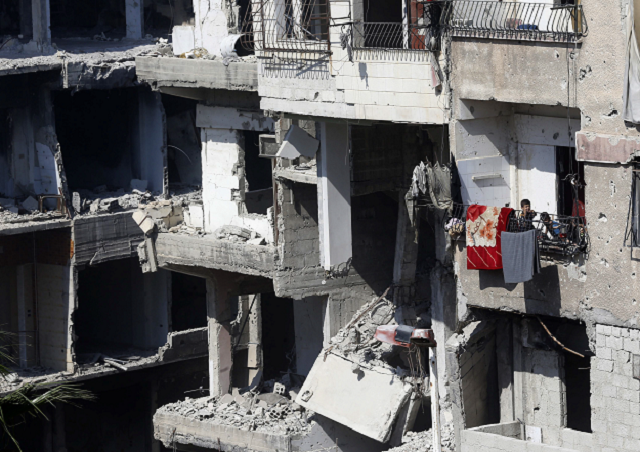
386,424,455,452
157,379,312,436
214,225,253,242
21,196,39,211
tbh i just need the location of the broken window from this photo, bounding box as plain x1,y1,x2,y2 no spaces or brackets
244,130,273,215
171,272,207,332
163,94,201,187
50,0,126,39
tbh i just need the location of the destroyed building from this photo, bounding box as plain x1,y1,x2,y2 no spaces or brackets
4,0,640,451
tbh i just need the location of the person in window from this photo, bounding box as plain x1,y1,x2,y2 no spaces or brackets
513,199,537,232
541,213,559,237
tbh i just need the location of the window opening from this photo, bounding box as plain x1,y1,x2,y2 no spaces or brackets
244,130,273,215
556,146,584,218
260,293,296,380
50,0,126,39
54,89,134,192
0,1,20,37
171,272,207,332
163,94,201,188
625,161,640,248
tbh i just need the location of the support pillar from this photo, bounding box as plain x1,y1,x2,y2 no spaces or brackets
206,273,234,397
16,264,36,368
126,0,144,39
317,122,351,270
31,0,50,48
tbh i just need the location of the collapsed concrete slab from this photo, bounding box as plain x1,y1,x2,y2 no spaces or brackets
155,233,275,278
297,352,411,443
135,56,259,91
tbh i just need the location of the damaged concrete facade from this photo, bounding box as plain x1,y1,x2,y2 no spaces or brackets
4,0,640,451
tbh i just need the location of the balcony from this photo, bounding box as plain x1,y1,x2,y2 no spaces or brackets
440,0,588,43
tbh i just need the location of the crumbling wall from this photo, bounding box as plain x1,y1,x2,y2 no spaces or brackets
459,324,499,429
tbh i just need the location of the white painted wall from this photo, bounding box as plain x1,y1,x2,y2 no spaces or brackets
257,0,447,124
198,106,274,242
318,122,351,269
517,144,557,215
194,0,229,57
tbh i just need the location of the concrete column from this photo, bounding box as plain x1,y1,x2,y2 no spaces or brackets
201,128,244,233
16,264,36,368
52,403,66,452
496,317,515,423
206,273,233,396
31,0,50,48
293,297,325,375
131,263,170,350
135,90,167,194
126,0,144,39
317,122,352,270
393,193,420,305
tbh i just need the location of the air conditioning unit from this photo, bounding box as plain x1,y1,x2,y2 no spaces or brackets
259,134,279,158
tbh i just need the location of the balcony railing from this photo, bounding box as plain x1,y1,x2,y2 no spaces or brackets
439,1,588,42
239,0,331,57
442,203,589,258
349,22,439,51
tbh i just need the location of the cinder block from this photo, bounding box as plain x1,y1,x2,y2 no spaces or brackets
599,325,613,335
597,347,613,360
624,338,640,354
597,359,614,372
612,327,622,337
607,336,624,350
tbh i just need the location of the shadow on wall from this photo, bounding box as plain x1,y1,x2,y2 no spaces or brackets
261,59,332,80
477,265,561,317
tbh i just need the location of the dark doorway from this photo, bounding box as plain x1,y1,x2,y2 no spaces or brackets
260,292,296,380
171,272,207,332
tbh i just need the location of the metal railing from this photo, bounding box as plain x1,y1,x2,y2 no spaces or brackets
239,0,331,57
439,1,587,42
442,203,589,258
349,22,439,50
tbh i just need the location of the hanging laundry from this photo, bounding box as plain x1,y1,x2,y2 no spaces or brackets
466,205,513,270
501,229,541,283
425,162,452,209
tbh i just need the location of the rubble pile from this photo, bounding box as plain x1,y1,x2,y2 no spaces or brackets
387,423,455,452
158,379,312,435
73,185,160,215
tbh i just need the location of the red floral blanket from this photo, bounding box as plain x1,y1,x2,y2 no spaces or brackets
466,205,514,270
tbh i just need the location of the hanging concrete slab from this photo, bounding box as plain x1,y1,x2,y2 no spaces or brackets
295,352,411,443
277,124,320,159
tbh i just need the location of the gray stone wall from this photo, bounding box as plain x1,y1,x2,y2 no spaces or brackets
592,324,640,452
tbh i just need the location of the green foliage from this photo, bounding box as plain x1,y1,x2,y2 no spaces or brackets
0,332,94,451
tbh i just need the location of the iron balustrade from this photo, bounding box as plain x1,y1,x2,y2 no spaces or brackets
440,203,589,258
239,0,331,57
439,1,588,42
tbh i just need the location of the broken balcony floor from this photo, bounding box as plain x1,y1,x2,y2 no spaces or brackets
0,37,163,78
0,327,208,396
